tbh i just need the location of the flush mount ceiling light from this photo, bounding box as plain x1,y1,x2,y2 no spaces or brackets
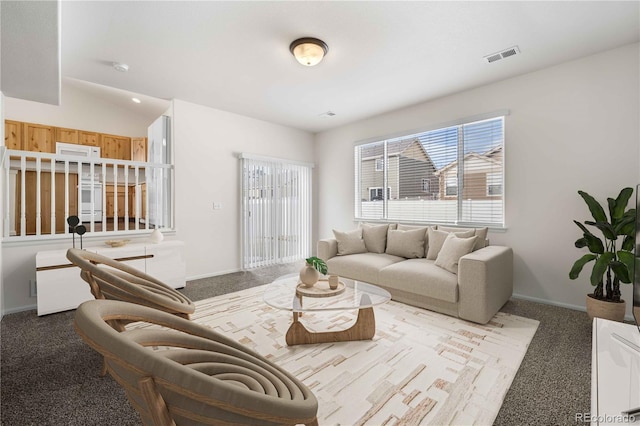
131,97,141,104
289,37,328,66
112,62,129,72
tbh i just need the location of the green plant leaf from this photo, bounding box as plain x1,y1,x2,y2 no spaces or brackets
622,235,635,252
610,260,631,284
617,250,635,283
612,187,634,221
590,252,614,286
583,233,605,254
579,190,607,223
585,220,616,241
305,256,328,275
574,220,592,236
607,198,617,224
615,209,636,236
569,254,597,279
574,238,587,249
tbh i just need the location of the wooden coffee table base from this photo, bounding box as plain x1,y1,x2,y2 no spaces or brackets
285,307,376,346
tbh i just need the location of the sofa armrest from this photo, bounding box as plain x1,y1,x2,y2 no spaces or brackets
457,246,513,324
317,239,338,261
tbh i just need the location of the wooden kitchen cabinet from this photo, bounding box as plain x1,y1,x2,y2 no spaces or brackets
129,184,147,218
15,171,78,235
101,134,131,160
55,127,79,145
130,137,147,162
78,131,99,146
4,120,23,149
105,185,127,217
24,122,55,153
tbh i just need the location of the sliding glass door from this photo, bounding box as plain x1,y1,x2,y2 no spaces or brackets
240,154,313,269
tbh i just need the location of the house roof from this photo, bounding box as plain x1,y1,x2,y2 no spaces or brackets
434,146,503,175
361,138,423,158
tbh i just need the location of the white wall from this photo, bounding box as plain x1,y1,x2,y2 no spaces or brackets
4,82,153,137
169,100,315,279
315,43,640,315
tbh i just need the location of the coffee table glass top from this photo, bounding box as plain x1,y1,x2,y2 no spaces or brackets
263,273,391,313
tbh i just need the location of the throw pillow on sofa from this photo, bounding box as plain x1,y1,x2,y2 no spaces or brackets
360,223,389,254
439,226,488,251
435,233,478,274
385,228,426,258
333,228,367,255
426,228,475,260
397,224,430,254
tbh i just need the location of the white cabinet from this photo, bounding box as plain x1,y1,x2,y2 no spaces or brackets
591,318,640,425
35,240,185,316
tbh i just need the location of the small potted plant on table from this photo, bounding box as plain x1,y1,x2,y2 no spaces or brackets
569,187,635,322
299,256,328,288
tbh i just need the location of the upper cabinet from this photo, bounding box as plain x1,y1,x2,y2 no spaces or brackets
4,120,143,161
101,134,131,160
79,131,99,146
55,127,79,145
24,122,55,153
131,137,147,162
4,120,23,149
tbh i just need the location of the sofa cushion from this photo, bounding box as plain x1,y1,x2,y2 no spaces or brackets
439,226,488,251
435,233,478,274
333,228,367,255
426,228,475,260
360,223,389,254
378,259,459,303
386,228,426,258
326,253,405,284
397,224,430,254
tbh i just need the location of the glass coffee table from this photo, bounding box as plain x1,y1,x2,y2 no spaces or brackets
263,273,391,346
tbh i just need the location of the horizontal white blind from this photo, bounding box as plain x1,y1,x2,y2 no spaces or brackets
354,116,504,226
241,156,312,269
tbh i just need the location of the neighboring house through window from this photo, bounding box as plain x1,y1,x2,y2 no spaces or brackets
354,115,505,226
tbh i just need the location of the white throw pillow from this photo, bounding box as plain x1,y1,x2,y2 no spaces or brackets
333,228,367,255
426,228,475,260
360,223,389,254
435,233,478,274
385,228,426,258
397,224,430,254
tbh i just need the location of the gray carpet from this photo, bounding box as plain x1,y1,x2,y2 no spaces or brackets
1,264,593,425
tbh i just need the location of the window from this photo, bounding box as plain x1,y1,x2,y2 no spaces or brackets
240,154,313,269
354,116,505,226
421,178,430,193
369,187,390,201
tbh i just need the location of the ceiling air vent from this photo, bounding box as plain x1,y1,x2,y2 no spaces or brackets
484,46,520,64
319,111,336,117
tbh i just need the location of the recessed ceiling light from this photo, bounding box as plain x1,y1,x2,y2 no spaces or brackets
113,62,129,72
131,97,141,104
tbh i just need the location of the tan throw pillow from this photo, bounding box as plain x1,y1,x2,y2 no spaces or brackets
385,228,426,258
333,228,367,255
439,226,488,251
435,233,478,274
426,228,475,260
397,224,429,254
360,223,389,254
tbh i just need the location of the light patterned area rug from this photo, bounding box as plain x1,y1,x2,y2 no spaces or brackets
186,285,539,426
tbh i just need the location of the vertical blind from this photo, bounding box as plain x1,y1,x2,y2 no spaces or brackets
354,116,504,226
240,154,313,269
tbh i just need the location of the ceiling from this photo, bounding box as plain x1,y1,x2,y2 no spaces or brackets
24,2,640,132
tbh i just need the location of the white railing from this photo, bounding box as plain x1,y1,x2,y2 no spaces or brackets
1,148,173,241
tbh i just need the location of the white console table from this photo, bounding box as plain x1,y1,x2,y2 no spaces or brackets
591,317,640,425
35,240,186,316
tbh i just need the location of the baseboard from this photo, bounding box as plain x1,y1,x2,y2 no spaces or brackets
512,293,635,322
186,268,242,282
2,304,36,316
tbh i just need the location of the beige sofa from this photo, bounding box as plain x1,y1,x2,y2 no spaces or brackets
317,224,513,324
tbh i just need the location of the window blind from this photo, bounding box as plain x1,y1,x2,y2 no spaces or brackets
354,116,504,226
240,155,313,269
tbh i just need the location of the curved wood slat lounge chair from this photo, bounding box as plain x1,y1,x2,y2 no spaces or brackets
66,248,195,323
74,300,319,426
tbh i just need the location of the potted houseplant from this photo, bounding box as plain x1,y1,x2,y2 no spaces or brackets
299,256,328,288
569,187,635,322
